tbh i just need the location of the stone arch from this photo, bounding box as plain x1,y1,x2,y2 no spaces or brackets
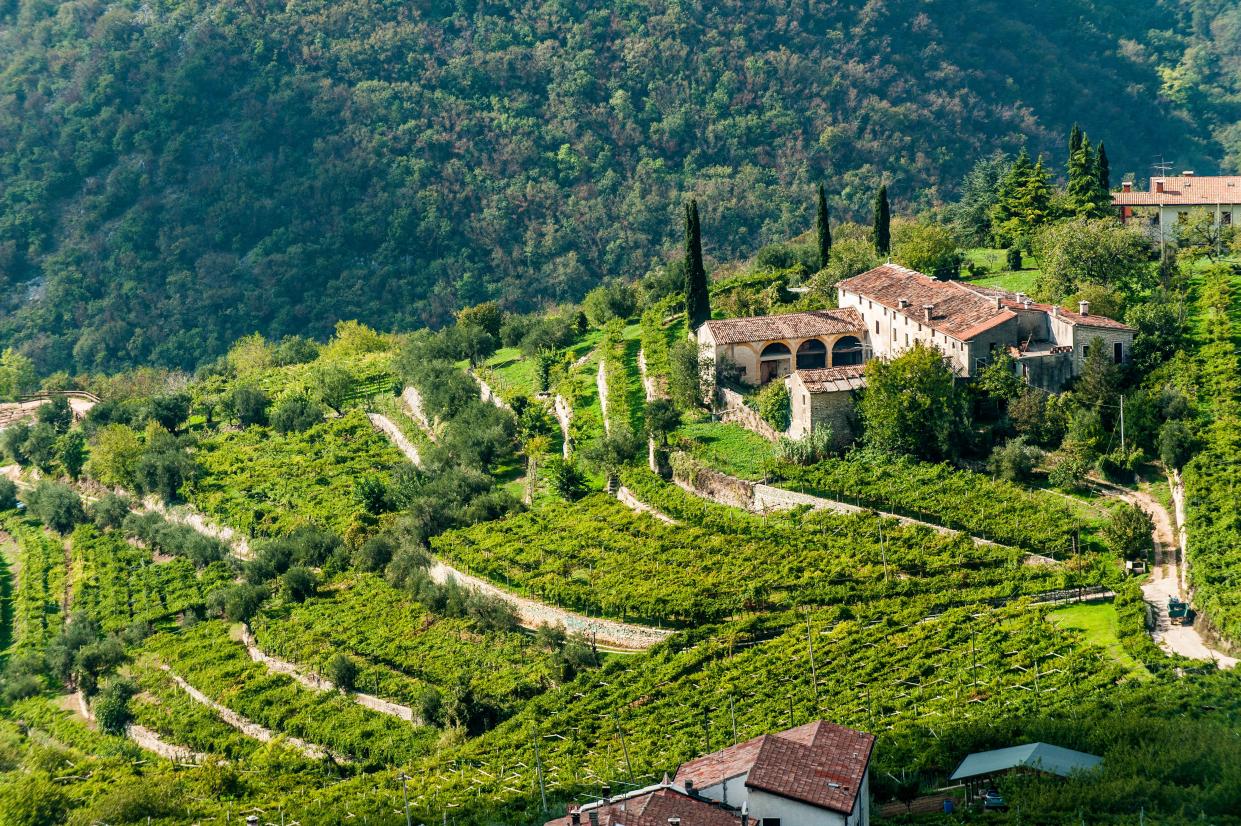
759,341,793,384
831,335,864,366
795,338,828,369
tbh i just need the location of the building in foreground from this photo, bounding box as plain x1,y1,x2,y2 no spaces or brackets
1112,172,1241,245
548,720,876,826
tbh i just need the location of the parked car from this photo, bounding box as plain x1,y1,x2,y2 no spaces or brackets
983,789,1007,810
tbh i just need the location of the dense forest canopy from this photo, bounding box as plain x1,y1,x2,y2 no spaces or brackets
0,0,1236,373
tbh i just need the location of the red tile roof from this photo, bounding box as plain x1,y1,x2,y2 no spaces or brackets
837,264,1015,340
676,721,875,817
792,365,867,393
544,787,744,826
969,286,1135,331
701,309,864,345
1112,176,1241,206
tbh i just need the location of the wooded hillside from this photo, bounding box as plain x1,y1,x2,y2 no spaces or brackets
0,0,1232,372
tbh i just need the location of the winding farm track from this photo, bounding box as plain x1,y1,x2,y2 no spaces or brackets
367,413,422,468
427,559,672,651
158,664,349,763
1099,475,1238,669
237,625,421,723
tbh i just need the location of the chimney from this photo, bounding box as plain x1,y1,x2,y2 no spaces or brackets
571,812,582,826
668,819,682,826
1183,170,1195,177
1023,298,1032,310
993,296,1003,310
684,779,695,795
1155,179,1165,194
897,297,909,309
1078,300,1090,316
1051,305,1060,318
602,785,611,804
589,811,599,826
922,304,933,322
1121,181,1132,192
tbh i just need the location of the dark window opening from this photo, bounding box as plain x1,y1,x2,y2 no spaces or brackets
1113,342,1123,364
796,339,827,369
832,336,864,366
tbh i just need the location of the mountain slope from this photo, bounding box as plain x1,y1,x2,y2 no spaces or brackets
0,0,1228,372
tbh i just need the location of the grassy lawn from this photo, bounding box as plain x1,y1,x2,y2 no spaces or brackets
676,419,775,481
1048,602,1149,678
963,247,1040,295
482,347,535,399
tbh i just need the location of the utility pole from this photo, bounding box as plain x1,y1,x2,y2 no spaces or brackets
729,695,737,744
399,773,413,826
806,612,819,705
533,734,548,813
1119,395,1125,455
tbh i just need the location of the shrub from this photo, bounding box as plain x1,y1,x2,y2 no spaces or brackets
754,381,790,432
89,493,132,529
270,393,324,434
24,480,85,533
545,457,586,501
0,478,16,511
326,653,357,693
988,437,1041,483
1159,420,1194,469
1102,503,1154,560
775,425,833,465
225,384,269,426
93,678,136,735
1006,245,1023,270
281,566,317,602
1049,455,1090,492
583,281,637,327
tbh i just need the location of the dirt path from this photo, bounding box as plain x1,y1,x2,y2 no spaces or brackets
367,413,422,468
400,386,438,442
596,360,611,435
427,559,671,651
237,625,420,723
615,486,677,524
159,664,348,762
1097,477,1237,668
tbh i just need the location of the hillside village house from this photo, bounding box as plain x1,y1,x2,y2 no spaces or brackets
548,720,876,826
1112,172,1241,245
697,263,1134,441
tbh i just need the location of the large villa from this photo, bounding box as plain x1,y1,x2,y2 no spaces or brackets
696,263,1135,441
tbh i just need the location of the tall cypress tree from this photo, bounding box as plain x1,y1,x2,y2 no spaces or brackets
684,198,710,329
815,184,832,271
1068,123,1083,174
873,185,891,256
1096,142,1110,192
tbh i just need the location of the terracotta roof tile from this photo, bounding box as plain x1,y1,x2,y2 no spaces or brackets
1112,176,1241,205
837,264,1015,340
701,309,864,345
792,365,867,393
545,788,744,826
675,721,874,817
969,286,1134,331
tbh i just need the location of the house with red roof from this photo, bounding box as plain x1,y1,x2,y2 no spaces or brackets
547,720,875,826
1112,172,1241,245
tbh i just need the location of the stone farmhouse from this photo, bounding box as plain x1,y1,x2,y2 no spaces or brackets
697,263,1134,441
1112,172,1241,245
547,720,875,826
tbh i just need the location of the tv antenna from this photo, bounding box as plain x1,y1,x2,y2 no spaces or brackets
1151,155,1173,177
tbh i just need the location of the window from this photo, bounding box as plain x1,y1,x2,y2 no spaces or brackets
1114,342,1123,364
1083,345,1089,358
875,321,879,334
1223,211,1233,226
989,342,997,353
905,333,909,346
1177,211,1189,224
761,820,782,826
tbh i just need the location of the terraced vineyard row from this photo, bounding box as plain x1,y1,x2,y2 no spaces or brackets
69,525,233,633
431,494,1096,625
143,620,439,768
250,574,565,717
2,513,67,654
303,599,1138,823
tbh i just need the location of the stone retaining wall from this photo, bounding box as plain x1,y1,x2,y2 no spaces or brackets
427,559,671,650
401,386,437,441
553,394,573,458
717,387,782,442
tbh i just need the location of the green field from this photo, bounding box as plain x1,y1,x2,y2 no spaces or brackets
1048,602,1150,678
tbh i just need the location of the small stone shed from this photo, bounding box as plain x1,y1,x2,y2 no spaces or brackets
786,365,866,445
